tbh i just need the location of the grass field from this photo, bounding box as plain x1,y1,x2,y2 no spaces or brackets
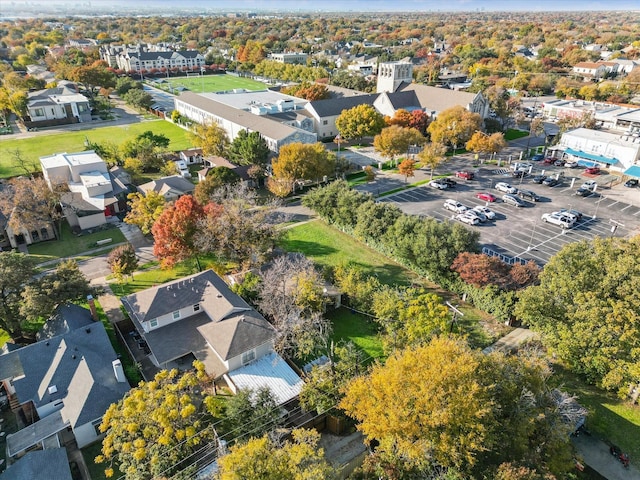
0,120,191,178
327,307,384,362
162,73,267,93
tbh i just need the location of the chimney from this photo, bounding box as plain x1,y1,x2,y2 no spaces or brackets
112,359,127,383
87,294,98,321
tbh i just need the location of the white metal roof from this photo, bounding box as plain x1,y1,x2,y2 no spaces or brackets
227,352,302,405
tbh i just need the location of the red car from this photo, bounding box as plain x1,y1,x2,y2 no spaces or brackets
585,166,601,175
455,170,475,180
476,192,497,202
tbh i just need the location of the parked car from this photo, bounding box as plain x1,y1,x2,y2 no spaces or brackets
495,182,517,194
575,187,594,197
429,179,449,190
502,194,525,207
465,209,487,222
558,208,583,222
532,174,547,184
541,212,575,229
624,178,638,188
531,154,545,161
585,166,601,175
543,157,555,165
554,159,566,167
475,192,497,202
511,162,532,172
455,170,475,180
543,177,561,187
473,205,496,220
443,199,468,213
581,180,598,191
456,212,480,225
564,161,579,168
518,190,540,202
441,177,457,187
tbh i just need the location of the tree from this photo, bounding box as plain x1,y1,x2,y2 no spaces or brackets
340,337,493,473
385,108,412,127
66,63,116,99
122,88,153,109
227,129,270,167
218,387,282,444
120,131,170,171
96,363,214,480
152,195,213,270
194,183,282,267
465,131,507,159
124,191,166,235
20,260,94,323
190,122,229,157
515,237,640,393
115,76,141,95
0,176,62,239
107,244,139,282
282,81,330,101
270,142,335,191
373,125,424,165
335,104,386,144
417,142,448,178
398,158,416,183
451,252,511,288
0,252,38,340
427,105,482,151
217,429,337,480
194,167,240,205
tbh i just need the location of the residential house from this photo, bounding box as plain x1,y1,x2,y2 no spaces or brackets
0,183,56,250
0,303,130,457
197,156,252,184
120,270,303,405
304,94,377,140
0,448,73,480
40,151,129,231
137,175,195,202
179,148,204,166
572,61,607,81
25,82,91,129
614,59,640,75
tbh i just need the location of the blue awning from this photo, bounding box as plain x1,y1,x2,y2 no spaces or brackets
624,165,640,179
564,148,618,165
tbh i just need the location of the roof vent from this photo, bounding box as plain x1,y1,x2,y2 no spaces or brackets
72,354,77,360
45,341,50,346
48,385,58,395
85,327,91,333
217,294,222,298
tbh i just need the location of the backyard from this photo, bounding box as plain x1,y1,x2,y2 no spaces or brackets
0,120,191,178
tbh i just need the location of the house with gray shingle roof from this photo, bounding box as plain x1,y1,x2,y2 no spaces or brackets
305,94,377,139
0,309,130,457
396,82,489,118
0,448,72,480
136,175,195,202
121,270,302,404
26,81,91,128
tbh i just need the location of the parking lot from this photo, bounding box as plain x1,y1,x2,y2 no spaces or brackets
379,163,640,265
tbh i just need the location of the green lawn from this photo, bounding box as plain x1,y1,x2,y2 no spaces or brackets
161,73,267,94
552,364,640,464
27,222,127,262
280,220,416,286
505,128,529,140
82,441,109,480
327,307,384,362
0,120,191,178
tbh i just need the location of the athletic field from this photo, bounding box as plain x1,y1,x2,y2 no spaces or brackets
163,74,267,93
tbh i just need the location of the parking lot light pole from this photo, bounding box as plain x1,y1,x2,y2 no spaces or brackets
527,221,537,252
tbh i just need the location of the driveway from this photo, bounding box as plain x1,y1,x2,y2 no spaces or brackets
572,434,640,480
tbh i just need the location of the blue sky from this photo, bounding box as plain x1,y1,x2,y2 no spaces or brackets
5,0,639,11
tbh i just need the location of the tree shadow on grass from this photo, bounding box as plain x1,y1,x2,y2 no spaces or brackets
280,239,338,258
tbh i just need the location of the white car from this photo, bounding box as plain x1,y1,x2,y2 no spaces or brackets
456,213,480,225
473,205,496,220
511,162,532,172
581,180,598,191
429,180,449,190
542,212,575,229
465,209,487,222
495,182,517,194
443,199,468,214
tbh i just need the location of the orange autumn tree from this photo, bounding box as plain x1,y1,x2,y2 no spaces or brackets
152,195,222,270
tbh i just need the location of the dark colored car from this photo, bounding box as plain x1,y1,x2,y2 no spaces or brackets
531,154,545,161
441,178,457,187
554,159,566,167
543,177,561,187
624,178,638,188
512,170,528,178
502,194,525,207
532,174,547,184
575,187,593,197
519,190,540,202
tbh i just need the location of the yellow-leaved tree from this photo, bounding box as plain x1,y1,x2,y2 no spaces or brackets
96,362,213,480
